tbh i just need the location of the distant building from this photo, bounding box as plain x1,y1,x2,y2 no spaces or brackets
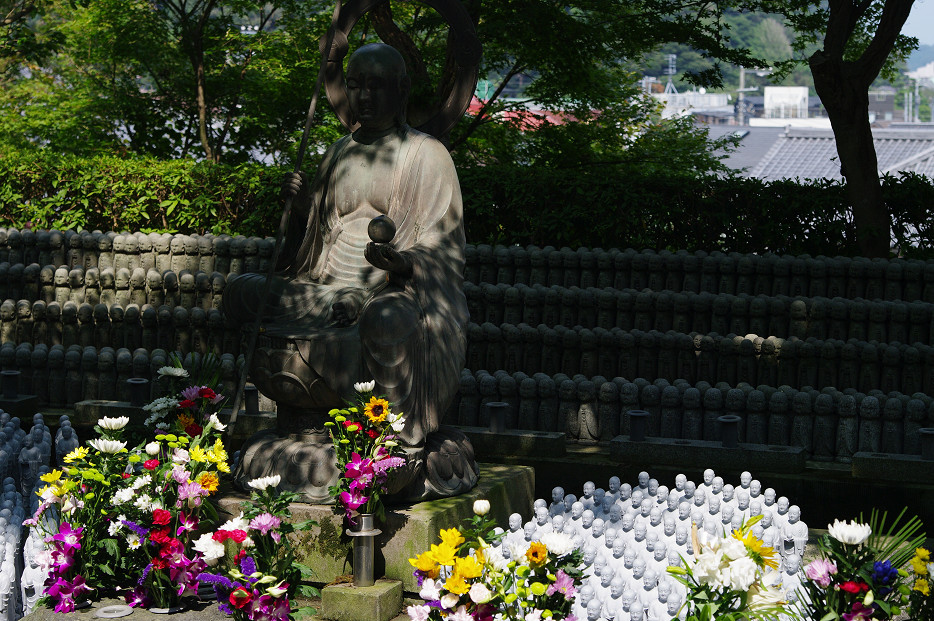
706,125,934,180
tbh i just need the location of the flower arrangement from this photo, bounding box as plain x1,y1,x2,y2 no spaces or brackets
909,547,934,621
28,355,232,613
796,509,925,621
407,499,583,621
27,415,134,612
196,474,318,621
325,381,406,522
666,516,788,621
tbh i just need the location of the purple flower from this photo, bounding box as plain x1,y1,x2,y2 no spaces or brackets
249,593,291,621
372,456,405,475
138,563,153,586
271,532,281,544
546,570,577,600
197,572,235,591
218,603,234,615
49,547,77,573
181,386,202,401
249,513,282,536
176,481,206,508
843,602,875,621
176,511,199,537
51,522,83,551
45,574,92,613
345,453,374,485
124,586,152,608
804,558,838,588
339,490,368,514
240,555,257,576
122,519,150,538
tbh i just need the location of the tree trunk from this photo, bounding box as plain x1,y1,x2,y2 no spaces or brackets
193,49,214,162
810,52,889,258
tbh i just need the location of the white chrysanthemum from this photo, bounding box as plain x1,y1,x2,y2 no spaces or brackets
540,531,575,557
145,442,160,456
354,380,376,393
193,532,225,565
157,366,189,378
108,515,127,536
133,493,153,511
483,546,510,573
728,556,758,592
98,416,130,430
469,582,493,604
391,417,406,432
131,474,152,491
827,519,871,545
473,499,491,516
692,549,724,586
720,536,747,561
112,488,135,505
88,438,126,454
220,512,250,532
172,448,190,464
208,413,227,431
419,577,441,601
248,475,281,491
127,533,141,550
440,593,459,610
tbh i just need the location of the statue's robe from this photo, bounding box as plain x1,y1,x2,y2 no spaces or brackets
224,125,468,446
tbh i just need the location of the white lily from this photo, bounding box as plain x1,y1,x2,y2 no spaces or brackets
98,416,130,430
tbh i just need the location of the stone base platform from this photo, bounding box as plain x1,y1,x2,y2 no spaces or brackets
216,463,534,592
852,451,934,483
321,580,402,621
73,400,145,428
609,435,807,473
0,393,38,417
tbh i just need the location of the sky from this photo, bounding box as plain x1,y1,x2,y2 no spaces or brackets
904,0,934,46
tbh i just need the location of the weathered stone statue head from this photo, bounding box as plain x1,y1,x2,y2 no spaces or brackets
345,43,411,133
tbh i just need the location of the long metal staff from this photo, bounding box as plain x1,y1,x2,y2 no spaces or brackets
226,0,343,434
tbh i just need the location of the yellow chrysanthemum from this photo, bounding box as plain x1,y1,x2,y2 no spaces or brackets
409,551,440,577
444,572,470,595
915,577,931,597
917,547,931,562
178,412,195,427
208,438,228,464
439,528,465,549
40,470,63,484
364,397,390,424
189,445,209,463
430,543,457,567
216,460,231,474
912,556,929,576
63,447,89,463
454,555,483,580
734,530,779,570
526,541,548,566
197,471,220,493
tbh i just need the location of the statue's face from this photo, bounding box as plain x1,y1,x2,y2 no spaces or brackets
535,508,548,524
723,485,734,501
624,548,636,567
679,503,690,519
664,518,676,536
346,50,406,132
667,495,678,511
602,497,614,513
609,476,620,493
650,509,662,525
684,481,696,496
583,481,595,496
524,523,536,538
676,528,687,545
712,478,723,494
551,516,564,531
638,471,649,487
789,506,800,522
778,497,789,512
509,514,521,530
765,489,776,504
708,498,720,514
613,539,625,557
633,559,646,578
741,471,752,486
552,487,564,503
591,519,604,536
656,486,668,503
750,480,761,495
621,514,633,530
583,547,596,564
611,579,624,598
634,523,646,541
762,512,772,527
648,479,659,494
610,505,622,521
675,474,686,490
646,532,658,550
694,489,706,506
593,489,605,504
737,492,749,510
704,469,714,485
619,483,632,501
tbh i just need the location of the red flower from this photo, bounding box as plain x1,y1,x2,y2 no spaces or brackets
150,527,171,544
151,557,168,570
159,538,183,557
143,459,159,471
178,399,196,410
121,473,132,479
229,529,248,543
185,423,203,437
840,580,869,594
212,530,231,543
199,387,217,400
152,509,172,525
342,421,361,433
365,429,379,439
229,587,253,609
234,549,247,564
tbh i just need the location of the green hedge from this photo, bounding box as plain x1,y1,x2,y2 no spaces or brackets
2,149,933,257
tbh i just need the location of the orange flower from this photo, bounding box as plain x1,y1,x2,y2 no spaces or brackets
197,471,220,494
526,541,548,566
364,397,390,424
178,412,195,427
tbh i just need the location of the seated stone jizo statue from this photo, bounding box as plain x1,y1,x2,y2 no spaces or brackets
225,43,476,501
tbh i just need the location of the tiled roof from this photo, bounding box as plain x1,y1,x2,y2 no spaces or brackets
749,127,934,181
705,126,785,174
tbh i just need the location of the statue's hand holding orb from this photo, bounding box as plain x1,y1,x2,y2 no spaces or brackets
366,215,412,277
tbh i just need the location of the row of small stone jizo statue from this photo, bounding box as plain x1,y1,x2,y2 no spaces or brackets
3,227,934,301
452,369,933,460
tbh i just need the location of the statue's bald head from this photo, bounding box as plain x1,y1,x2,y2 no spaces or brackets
348,43,408,80
345,43,410,130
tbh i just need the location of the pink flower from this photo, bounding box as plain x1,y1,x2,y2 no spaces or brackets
373,456,405,475
250,593,291,620
176,512,199,536
339,490,368,514
805,558,838,588
546,570,577,600
345,453,374,485
51,522,83,551
45,575,91,613
843,602,875,621
176,481,207,508
250,513,282,536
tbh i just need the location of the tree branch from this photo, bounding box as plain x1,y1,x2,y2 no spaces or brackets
857,0,915,83
448,61,523,152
